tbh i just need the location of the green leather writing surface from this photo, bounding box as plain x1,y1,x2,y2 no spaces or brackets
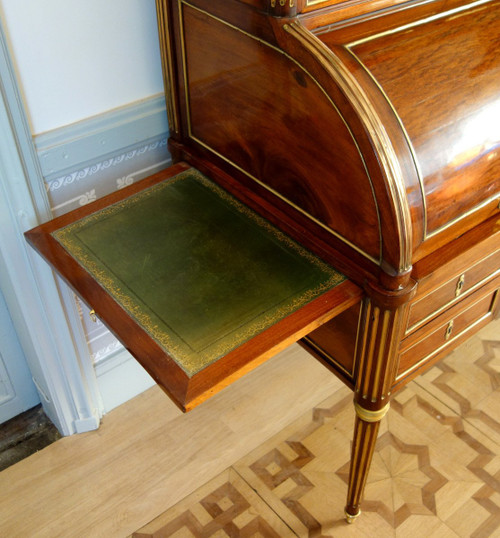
53,169,344,376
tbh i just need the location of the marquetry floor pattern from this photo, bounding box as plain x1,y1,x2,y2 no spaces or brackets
133,319,500,538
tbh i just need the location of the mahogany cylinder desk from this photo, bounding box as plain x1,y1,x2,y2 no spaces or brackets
26,0,500,523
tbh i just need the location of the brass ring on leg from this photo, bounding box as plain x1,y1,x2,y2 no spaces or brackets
344,508,361,524
354,401,390,423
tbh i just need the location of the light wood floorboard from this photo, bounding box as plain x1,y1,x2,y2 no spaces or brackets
0,344,342,537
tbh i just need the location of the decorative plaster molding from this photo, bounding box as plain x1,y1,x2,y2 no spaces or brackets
47,138,168,193
91,340,124,365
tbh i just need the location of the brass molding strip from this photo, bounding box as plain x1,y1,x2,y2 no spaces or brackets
426,193,500,239
354,298,371,396
349,419,377,502
360,301,378,399
189,134,380,265
347,0,492,48
156,0,179,134
371,308,391,402
354,401,391,422
178,0,191,132
178,0,382,267
285,21,413,273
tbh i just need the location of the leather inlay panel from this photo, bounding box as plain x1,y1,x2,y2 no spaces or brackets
53,168,344,377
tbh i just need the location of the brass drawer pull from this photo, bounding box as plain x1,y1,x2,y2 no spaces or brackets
89,309,97,323
445,320,454,341
455,274,465,297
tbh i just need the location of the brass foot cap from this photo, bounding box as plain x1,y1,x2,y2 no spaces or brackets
344,508,361,524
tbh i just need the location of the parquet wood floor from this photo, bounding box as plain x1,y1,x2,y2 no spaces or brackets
133,319,500,538
0,319,498,537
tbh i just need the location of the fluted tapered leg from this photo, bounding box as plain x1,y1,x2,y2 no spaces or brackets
344,403,390,522
344,281,415,522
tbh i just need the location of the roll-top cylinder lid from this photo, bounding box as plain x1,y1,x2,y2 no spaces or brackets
315,0,500,262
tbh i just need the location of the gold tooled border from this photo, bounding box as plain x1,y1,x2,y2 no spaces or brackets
178,0,382,266
53,168,345,378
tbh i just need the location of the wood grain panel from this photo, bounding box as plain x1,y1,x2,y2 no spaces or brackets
182,3,382,263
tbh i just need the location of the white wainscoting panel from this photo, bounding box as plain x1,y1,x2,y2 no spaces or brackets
35,95,171,412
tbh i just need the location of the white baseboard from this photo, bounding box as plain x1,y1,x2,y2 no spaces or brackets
35,94,170,180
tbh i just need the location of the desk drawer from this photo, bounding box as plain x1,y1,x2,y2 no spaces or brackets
398,284,499,380
407,249,500,333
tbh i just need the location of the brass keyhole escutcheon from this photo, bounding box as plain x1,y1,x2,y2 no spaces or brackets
89,309,97,323
455,274,465,297
445,320,454,341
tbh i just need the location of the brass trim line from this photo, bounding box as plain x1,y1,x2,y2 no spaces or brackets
156,0,179,134
347,0,492,48
354,401,391,422
349,420,375,502
354,298,371,395
189,135,380,265
179,1,383,266
343,46,427,241
362,303,379,399
371,309,390,402
426,194,500,239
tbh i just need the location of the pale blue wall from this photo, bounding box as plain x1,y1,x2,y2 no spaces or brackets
0,0,164,134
